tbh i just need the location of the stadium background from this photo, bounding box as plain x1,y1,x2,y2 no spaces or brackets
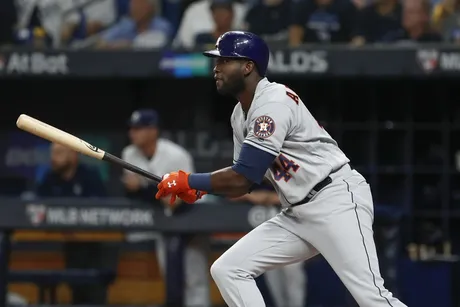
1,0,460,306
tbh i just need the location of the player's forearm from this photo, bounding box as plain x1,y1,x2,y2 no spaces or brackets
212,167,253,197
188,144,275,197
189,167,252,197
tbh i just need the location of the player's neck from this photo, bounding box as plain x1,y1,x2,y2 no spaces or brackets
238,92,253,114
238,77,263,113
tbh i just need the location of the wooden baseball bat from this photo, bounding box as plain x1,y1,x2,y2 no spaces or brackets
16,114,162,183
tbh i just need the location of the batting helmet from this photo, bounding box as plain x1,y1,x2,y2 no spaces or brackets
203,31,270,76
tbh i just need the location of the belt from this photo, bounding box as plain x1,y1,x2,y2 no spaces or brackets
290,164,354,207
291,176,332,207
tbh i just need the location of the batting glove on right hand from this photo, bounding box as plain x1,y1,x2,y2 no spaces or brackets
177,189,207,204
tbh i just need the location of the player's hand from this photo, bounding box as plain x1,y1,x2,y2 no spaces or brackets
155,170,194,205
177,189,207,204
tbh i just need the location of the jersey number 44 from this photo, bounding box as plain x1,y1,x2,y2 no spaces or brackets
272,87,323,183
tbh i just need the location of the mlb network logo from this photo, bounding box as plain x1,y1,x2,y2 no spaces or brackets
416,49,439,73
26,204,47,226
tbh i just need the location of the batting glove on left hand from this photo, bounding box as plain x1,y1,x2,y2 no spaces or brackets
156,171,206,205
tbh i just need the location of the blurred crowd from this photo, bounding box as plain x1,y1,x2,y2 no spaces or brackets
0,0,459,50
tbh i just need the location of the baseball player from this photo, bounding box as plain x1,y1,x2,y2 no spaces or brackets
155,31,407,307
121,109,210,307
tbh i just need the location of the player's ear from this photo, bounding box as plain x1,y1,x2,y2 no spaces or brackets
243,61,255,77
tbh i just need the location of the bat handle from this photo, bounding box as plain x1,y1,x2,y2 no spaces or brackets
103,152,163,183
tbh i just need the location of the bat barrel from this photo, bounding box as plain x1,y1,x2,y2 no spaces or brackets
16,114,105,160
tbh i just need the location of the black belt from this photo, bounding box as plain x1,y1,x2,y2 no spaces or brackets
290,164,354,207
291,176,333,207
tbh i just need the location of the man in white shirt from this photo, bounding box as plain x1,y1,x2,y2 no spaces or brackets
173,0,247,49
121,109,210,307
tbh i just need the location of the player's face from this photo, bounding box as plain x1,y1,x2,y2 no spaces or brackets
129,126,158,147
50,143,77,173
213,58,247,96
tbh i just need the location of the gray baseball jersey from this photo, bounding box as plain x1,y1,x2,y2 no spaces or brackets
231,77,349,207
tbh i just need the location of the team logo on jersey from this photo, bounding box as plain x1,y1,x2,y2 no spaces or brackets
254,116,275,138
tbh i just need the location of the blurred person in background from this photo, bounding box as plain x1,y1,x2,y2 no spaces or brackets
36,143,106,198
352,0,368,9
383,0,442,42
0,0,17,47
351,0,403,45
432,0,460,43
15,0,115,48
173,0,247,49
98,0,173,49
121,109,210,307
244,0,291,43
233,189,307,307
59,0,116,46
35,143,115,305
289,0,357,46
194,0,235,48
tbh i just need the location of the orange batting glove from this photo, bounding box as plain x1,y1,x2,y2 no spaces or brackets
155,171,206,205
178,189,207,204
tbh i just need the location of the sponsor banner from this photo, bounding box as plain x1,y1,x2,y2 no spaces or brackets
0,52,69,75
25,203,154,227
268,49,328,74
0,196,402,232
417,49,460,74
159,52,211,77
1,47,459,77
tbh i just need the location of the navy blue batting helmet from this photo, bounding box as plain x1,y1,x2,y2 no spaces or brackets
203,31,270,76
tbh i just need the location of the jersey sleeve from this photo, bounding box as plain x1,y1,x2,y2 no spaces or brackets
233,134,242,165
244,103,293,156
230,106,242,165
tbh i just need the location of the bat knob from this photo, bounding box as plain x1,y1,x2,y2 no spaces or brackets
16,114,29,129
